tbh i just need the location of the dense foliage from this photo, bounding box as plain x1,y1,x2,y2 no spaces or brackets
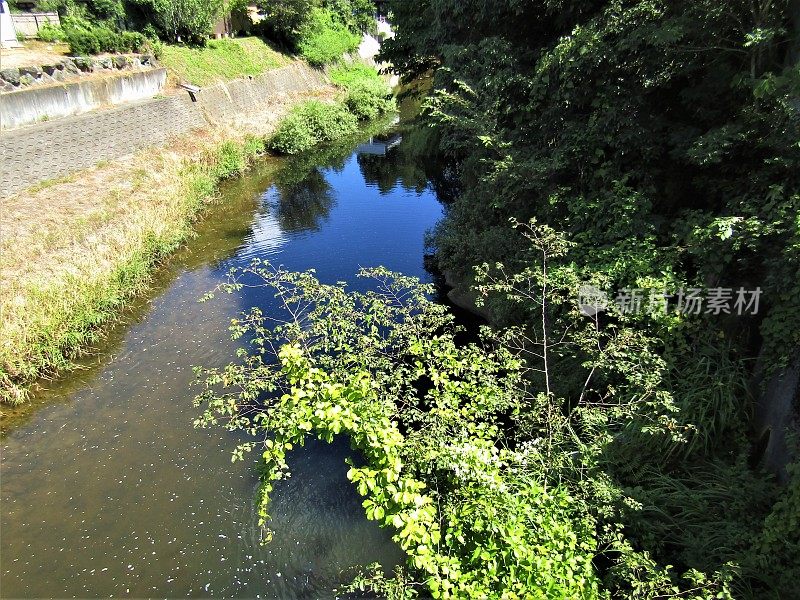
131,0,225,44
296,7,361,66
61,15,147,55
258,0,374,46
196,262,603,599
257,0,373,64
37,0,372,60
373,0,800,597
269,100,359,154
40,0,229,47
270,64,396,154
330,62,397,119
196,0,800,598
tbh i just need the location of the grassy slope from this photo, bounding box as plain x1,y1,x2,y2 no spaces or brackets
160,37,290,86
0,133,266,404
0,79,340,405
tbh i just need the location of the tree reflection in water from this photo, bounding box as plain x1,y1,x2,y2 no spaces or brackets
357,127,461,203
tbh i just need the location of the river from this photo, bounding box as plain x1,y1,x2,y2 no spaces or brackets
1,118,445,598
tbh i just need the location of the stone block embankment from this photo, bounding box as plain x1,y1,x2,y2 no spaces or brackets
0,53,158,91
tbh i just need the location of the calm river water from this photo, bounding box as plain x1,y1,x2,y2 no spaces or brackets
1,120,445,598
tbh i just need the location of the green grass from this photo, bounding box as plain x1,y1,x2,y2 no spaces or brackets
160,37,289,86
297,8,361,67
330,63,396,120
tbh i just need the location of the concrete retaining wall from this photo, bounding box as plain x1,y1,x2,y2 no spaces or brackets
0,62,328,197
1,68,168,129
11,12,60,38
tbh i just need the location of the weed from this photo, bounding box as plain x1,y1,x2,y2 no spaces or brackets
159,37,288,86
0,134,267,404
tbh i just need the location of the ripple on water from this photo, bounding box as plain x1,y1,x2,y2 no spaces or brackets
1,131,443,598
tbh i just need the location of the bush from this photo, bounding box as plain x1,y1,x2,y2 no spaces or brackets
133,0,224,44
344,78,395,119
330,63,396,120
37,23,66,43
62,16,147,55
297,8,360,66
269,100,358,154
196,265,602,599
119,31,146,52
213,141,247,179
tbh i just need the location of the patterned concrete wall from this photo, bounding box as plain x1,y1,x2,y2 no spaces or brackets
1,68,168,129
0,62,328,197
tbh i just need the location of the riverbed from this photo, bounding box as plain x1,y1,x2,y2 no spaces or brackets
1,122,443,598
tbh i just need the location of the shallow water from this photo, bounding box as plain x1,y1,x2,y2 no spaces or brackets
1,125,444,598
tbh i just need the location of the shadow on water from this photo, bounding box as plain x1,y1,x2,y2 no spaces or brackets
1,115,450,599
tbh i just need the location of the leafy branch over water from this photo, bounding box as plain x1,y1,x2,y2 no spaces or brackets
194,220,791,598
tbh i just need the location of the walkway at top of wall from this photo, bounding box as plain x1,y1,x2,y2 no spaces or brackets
0,61,328,199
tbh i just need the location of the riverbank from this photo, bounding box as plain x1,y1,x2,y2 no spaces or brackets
0,108,429,597
0,81,337,405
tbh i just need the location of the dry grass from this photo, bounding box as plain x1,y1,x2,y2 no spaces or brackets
0,87,337,405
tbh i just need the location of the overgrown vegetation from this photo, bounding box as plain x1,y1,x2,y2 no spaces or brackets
381,0,796,596
331,62,397,119
40,0,228,46
36,23,66,43
61,15,147,55
0,133,267,404
195,0,799,598
159,37,287,85
269,101,359,154
257,0,373,65
39,0,372,67
296,7,361,66
196,262,603,599
269,63,396,154
131,0,225,44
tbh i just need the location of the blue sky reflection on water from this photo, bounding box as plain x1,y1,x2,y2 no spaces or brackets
1,131,444,599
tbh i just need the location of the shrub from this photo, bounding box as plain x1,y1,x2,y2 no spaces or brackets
37,23,66,43
133,0,224,44
141,23,160,41
269,100,358,154
195,265,602,599
119,31,146,52
344,78,395,119
330,63,396,120
297,8,360,66
62,16,147,55
213,141,247,179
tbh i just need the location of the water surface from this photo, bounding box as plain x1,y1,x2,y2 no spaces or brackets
1,125,443,598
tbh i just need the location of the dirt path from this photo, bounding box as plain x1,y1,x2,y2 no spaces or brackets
0,40,69,69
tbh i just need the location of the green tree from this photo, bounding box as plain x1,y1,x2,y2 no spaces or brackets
135,0,224,43
257,0,319,46
377,0,800,596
